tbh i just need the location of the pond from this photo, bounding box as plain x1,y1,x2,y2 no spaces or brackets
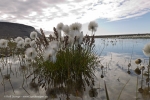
0,38,150,100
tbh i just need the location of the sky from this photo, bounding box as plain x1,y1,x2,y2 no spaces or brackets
0,0,150,35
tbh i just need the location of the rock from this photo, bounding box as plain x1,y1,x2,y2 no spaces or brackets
0,22,41,38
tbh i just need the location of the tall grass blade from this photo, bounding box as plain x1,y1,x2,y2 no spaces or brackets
104,81,110,100
117,79,130,100
136,76,138,100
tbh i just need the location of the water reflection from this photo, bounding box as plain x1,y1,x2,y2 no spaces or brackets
0,38,150,100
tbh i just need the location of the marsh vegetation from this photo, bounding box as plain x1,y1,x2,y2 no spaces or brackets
0,21,150,100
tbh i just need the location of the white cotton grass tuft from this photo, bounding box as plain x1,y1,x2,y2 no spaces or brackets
30,40,37,48
68,36,74,47
48,40,59,51
25,38,31,45
70,22,82,31
25,47,37,59
43,48,57,63
77,31,83,45
17,40,25,48
15,37,24,43
56,22,64,30
68,30,75,38
88,21,98,32
143,43,150,57
56,23,64,39
62,25,70,35
0,39,8,48
30,31,38,39
68,30,84,45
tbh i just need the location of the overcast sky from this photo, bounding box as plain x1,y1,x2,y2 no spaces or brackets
0,0,150,35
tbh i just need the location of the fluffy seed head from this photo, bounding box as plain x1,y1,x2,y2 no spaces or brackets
25,47,37,59
48,40,59,51
0,39,8,48
62,25,70,35
56,22,64,30
30,31,38,39
57,29,62,39
68,36,74,47
17,40,25,48
143,43,150,57
88,21,98,32
43,48,57,63
15,37,24,43
25,38,31,45
70,22,82,31
30,40,37,48
74,31,84,45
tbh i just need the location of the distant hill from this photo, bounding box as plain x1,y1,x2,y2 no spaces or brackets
0,22,41,39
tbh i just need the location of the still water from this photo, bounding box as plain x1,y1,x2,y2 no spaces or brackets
0,38,150,100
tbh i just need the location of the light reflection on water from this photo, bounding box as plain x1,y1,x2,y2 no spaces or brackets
94,38,150,100
95,38,150,56
0,38,150,100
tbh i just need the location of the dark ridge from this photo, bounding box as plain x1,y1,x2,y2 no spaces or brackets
0,22,41,39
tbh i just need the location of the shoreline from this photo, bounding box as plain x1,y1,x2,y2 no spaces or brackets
90,33,150,39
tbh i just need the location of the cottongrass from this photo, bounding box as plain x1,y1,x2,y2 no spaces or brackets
43,48,57,63
70,22,82,31
25,38,31,45
30,31,38,39
25,47,37,59
48,40,59,51
56,22,64,31
66,36,74,46
15,37,23,43
0,39,8,48
17,40,25,48
88,21,98,35
0,21,101,99
62,25,70,35
30,40,37,48
143,43,150,57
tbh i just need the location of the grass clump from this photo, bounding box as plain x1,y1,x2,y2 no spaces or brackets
35,30,99,92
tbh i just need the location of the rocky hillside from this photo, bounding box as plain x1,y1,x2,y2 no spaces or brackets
0,22,40,39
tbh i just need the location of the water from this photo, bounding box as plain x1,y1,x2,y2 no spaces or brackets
0,38,150,100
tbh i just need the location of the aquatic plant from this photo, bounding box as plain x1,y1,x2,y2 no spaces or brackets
143,43,150,90
35,33,99,89
11,21,98,99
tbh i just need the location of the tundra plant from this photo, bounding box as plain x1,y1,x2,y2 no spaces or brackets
25,21,99,98
0,21,99,99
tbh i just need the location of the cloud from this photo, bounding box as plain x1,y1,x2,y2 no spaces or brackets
0,0,150,31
